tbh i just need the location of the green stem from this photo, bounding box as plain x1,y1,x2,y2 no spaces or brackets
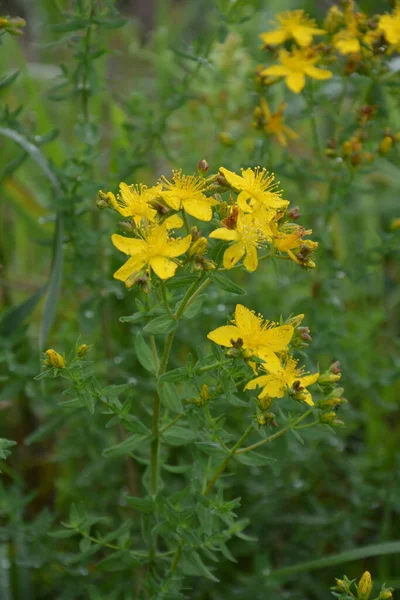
307,85,331,181
149,335,160,373
237,409,313,454
159,413,184,435
160,282,176,320
203,424,254,496
294,420,319,430
150,389,161,500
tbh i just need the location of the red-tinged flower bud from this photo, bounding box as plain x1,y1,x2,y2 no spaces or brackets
288,206,301,220
330,361,341,374
298,326,312,341
197,159,209,173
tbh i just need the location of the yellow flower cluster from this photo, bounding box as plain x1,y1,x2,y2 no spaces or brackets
208,304,319,407
258,2,400,95
100,164,317,286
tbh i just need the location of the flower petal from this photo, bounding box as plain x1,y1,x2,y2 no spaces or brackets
285,72,306,93
209,227,239,242
304,66,332,80
261,65,289,77
161,191,182,211
207,325,242,347
259,29,287,46
256,349,282,373
234,304,260,333
113,256,146,282
150,256,178,280
259,324,294,351
182,197,214,221
111,234,146,256
243,245,258,272
223,242,245,269
163,234,192,258
164,214,184,230
219,167,246,190
244,375,271,391
300,372,319,388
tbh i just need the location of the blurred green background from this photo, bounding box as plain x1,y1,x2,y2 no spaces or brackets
1,0,400,598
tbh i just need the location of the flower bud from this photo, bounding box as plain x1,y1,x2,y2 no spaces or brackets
342,140,353,156
288,206,301,220
197,159,209,173
358,571,373,600
257,413,267,426
119,221,135,233
44,349,65,369
379,136,393,155
379,590,393,599
77,344,89,358
97,190,112,209
335,579,348,592
285,314,305,328
194,384,210,406
390,218,400,231
188,237,208,258
318,371,341,385
330,361,341,374
218,132,234,147
257,395,273,411
298,326,312,342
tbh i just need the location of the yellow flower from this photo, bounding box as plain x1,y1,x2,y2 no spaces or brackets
112,223,191,285
219,166,288,216
261,48,332,94
107,183,161,223
210,211,270,272
44,349,65,369
378,6,400,46
245,355,319,405
333,15,363,55
254,98,298,147
160,171,219,221
271,223,318,267
358,571,373,600
260,10,325,48
207,304,294,373
390,217,400,231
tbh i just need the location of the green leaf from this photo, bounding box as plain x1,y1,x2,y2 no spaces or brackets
124,496,154,513
0,438,16,460
0,285,46,336
49,19,90,32
39,213,64,348
268,541,400,579
119,312,145,324
162,426,197,446
48,529,79,538
159,367,188,383
158,382,183,413
24,413,65,445
195,442,227,457
182,551,219,582
144,315,176,334
182,294,206,320
236,451,276,466
212,272,246,295
134,334,157,374
0,70,19,91
102,434,148,458
0,128,64,349
167,274,198,289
